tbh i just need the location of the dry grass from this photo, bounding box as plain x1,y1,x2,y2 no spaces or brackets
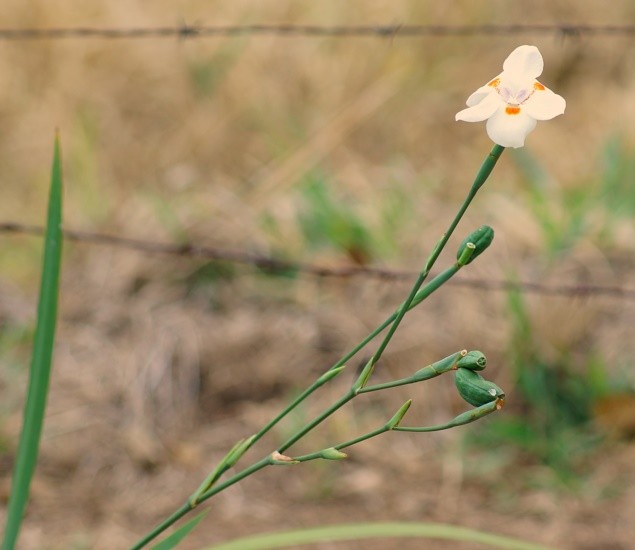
1,1,635,548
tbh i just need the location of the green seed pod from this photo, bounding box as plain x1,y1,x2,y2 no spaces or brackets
454,367,504,407
456,350,487,371
456,225,494,265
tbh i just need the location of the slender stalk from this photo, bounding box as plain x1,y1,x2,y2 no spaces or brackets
131,458,272,550
207,521,554,550
131,145,505,548
292,425,390,463
394,400,501,432
196,457,272,506
249,367,345,448
3,137,63,550
363,144,504,375
277,391,355,453
130,502,192,550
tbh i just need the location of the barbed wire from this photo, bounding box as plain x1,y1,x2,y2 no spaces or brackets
2,221,634,300
0,23,634,41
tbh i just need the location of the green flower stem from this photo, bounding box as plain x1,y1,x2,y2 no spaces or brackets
275,263,466,453
291,425,390,463
130,502,192,550
130,457,273,550
328,262,462,377
426,144,505,273
133,263,469,548
131,145,505,548
196,456,273,506
358,350,464,394
360,144,505,380
357,375,418,394
394,400,501,433
277,391,355,453
198,367,348,494
250,366,346,447
288,400,413,464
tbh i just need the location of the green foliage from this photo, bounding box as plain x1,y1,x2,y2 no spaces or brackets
467,286,608,488
297,172,375,263
206,522,552,550
511,148,590,258
0,322,35,373
181,261,237,307
599,135,635,217
3,136,64,550
187,40,247,98
151,512,208,550
512,136,635,256
132,145,507,547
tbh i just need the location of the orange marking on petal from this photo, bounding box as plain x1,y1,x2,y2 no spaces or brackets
488,78,500,87
534,81,545,91
505,106,521,115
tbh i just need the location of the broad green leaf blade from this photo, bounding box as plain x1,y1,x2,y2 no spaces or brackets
2,135,63,550
151,512,208,550
206,522,554,550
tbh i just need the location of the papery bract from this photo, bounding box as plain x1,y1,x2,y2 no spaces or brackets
456,45,565,148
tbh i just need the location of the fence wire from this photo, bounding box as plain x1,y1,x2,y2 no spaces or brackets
2,222,634,300
0,24,634,41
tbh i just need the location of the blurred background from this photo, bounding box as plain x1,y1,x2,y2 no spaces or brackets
1,1,635,548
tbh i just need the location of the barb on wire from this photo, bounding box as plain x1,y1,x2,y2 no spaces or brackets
0,24,634,41
1,221,634,300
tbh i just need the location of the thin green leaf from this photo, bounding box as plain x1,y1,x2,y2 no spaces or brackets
2,135,64,550
151,511,208,550
206,522,554,550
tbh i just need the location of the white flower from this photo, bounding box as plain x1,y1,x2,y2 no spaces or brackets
455,45,566,148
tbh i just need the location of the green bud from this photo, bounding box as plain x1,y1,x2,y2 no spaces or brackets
456,225,494,265
225,434,257,468
317,366,346,385
386,399,412,429
456,350,487,371
319,447,348,460
454,367,504,407
352,359,375,393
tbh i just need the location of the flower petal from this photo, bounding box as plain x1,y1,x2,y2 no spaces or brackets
466,74,503,106
523,86,566,120
502,45,543,79
486,107,537,148
456,92,501,122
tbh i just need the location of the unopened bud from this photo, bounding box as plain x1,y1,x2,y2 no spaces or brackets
456,225,494,266
386,400,412,429
456,350,487,371
454,367,504,407
319,447,348,460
